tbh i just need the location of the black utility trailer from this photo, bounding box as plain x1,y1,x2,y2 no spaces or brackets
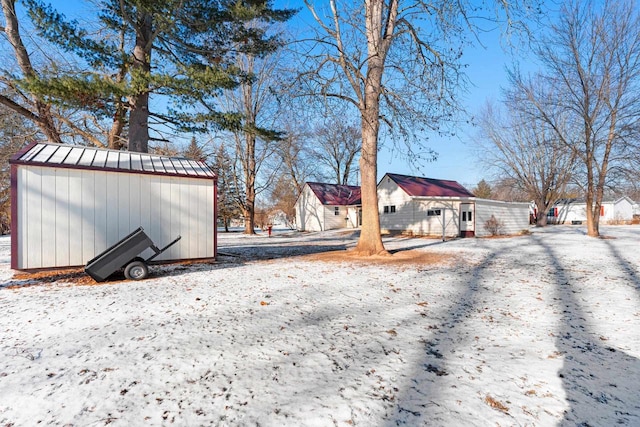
85,227,181,282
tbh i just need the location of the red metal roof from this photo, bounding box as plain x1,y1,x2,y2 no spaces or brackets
384,173,475,198
10,142,215,179
307,182,361,206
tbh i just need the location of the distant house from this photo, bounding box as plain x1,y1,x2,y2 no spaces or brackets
377,173,530,238
549,196,635,224
295,182,362,232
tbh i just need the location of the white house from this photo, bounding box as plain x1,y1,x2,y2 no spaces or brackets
550,196,635,224
377,173,530,238
295,182,361,232
10,142,217,270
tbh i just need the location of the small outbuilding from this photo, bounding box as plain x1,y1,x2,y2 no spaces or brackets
10,142,217,270
377,173,529,238
295,182,362,232
549,196,635,224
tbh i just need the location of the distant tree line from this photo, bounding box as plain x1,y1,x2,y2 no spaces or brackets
478,0,640,235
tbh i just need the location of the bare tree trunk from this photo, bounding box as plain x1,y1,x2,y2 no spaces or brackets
585,152,603,237
588,107,617,236
108,30,128,150
128,11,152,153
1,0,61,143
354,47,387,254
108,101,126,150
342,148,358,185
583,128,599,236
535,210,548,226
239,53,258,235
352,0,395,255
243,132,257,234
355,105,385,255
585,197,597,236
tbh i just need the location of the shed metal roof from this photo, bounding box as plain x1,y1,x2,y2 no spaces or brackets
307,182,362,206
384,173,475,198
11,142,215,178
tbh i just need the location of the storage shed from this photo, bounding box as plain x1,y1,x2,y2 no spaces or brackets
10,142,217,270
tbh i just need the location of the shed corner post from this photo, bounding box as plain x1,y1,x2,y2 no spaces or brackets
213,174,218,260
9,163,19,270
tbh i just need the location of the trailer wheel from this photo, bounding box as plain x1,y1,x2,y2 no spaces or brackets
124,260,148,280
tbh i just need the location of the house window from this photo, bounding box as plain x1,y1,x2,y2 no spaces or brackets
462,211,466,221
383,205,396,214
334,207,340,216
427,209,441,216
390,205,396,213
383,206,389,214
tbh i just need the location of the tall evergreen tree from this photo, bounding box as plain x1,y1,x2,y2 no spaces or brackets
14,0,296,152
183,136,205,162
473,179,493,199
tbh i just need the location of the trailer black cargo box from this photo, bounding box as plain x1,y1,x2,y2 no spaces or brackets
85,227,181,282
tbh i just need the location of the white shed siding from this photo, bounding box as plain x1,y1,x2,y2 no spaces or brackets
324,205,347,229
296,185,325,231
555,203,587,223
475,199,529,237
555,202,603,223
68,170,83,264
15,165,214,269
412,199,462,237
611,198,633,222
377,177,413,232
598,202,614,222
19,167,41,268
54,169,70,267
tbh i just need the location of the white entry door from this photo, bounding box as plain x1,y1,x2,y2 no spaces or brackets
460,203,474,235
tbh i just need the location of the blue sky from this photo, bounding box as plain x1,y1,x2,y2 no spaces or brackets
280,0,548,188
44,0,547,189
372,18,546,189
377,38,511,189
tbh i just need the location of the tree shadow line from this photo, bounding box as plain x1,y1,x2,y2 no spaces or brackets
381,232,640,426
532,235,640,426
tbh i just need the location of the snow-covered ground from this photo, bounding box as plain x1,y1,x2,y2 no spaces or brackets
1,226,639,426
